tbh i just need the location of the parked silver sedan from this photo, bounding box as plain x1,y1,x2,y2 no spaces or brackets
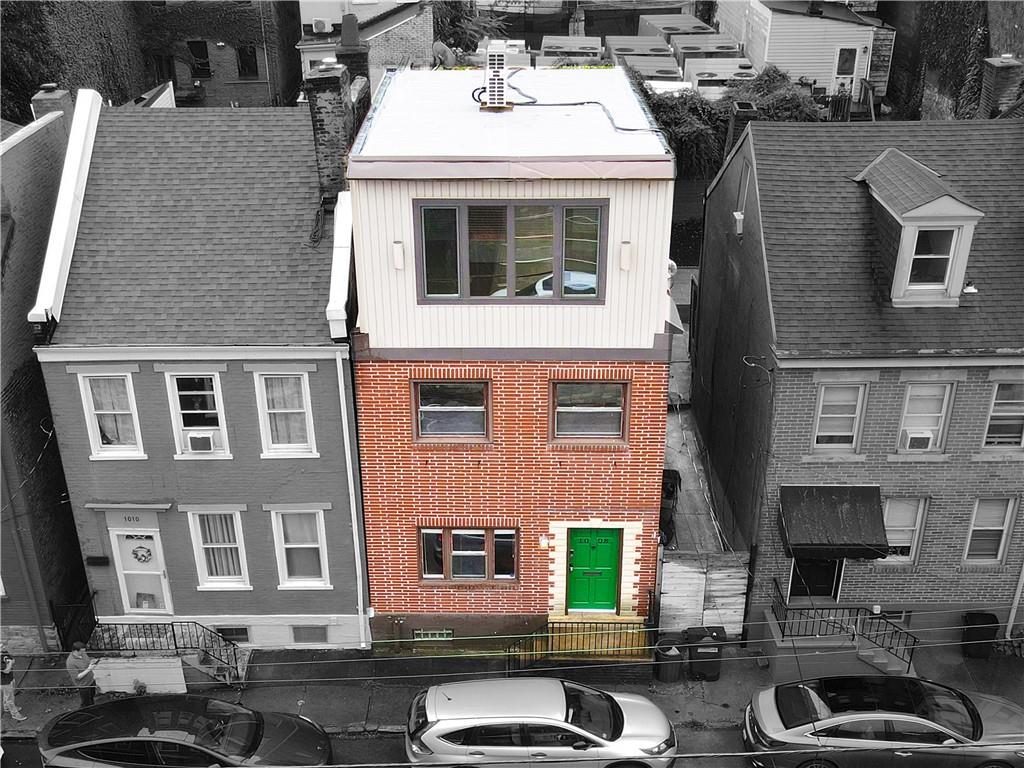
405,677,676,767
742,675,1024,768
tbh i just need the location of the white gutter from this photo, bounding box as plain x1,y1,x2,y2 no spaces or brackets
336,349,368,648
1008,550,1024,640
773,355,1024,369
326,191,353,339
28,89,103,326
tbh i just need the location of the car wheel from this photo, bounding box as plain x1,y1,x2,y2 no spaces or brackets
971,763,1014,768
607,763,649,768
797,760,839,768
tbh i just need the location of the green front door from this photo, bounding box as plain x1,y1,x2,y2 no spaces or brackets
567,528,621,611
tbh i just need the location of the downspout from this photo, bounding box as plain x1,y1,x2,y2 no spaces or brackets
1007,544,1024,639
335,350,367,648
1,425,52,651
258,1,274,104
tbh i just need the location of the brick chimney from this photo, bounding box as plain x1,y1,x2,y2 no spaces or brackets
303,61,354,200
30,84,74,138
335,13,370,82
725,100,758,150
978,54,1024,118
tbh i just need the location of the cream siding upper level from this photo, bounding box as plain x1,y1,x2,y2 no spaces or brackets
766,13,873,96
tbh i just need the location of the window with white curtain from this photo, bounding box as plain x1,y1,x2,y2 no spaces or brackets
254,372,318,457
187,510,250,589
78,373,146,459
271,509,331,588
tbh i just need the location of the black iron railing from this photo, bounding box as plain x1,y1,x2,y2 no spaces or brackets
505,619,649,675
771,579,918,667
89,621,242,680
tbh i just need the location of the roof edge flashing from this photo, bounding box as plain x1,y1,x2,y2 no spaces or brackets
28,89,103,327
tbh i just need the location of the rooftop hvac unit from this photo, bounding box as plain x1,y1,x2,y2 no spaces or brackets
312,17,331,34
483,41,509,110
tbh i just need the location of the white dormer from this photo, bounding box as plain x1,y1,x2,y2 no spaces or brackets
855,148,984,307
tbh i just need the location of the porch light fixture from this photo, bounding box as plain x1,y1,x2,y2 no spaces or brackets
962,280,978,294
539,533,552,549
619,241,632,271
392,241,405,270
216,41,226,48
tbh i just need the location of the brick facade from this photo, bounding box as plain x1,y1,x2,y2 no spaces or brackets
355,359,667,639
367,4,433,70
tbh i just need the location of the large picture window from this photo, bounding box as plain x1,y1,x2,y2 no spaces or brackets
417,200,606,302
552,382,626,439
415,382,488,439
420,528,516,581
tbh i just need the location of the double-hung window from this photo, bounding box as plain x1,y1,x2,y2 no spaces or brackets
186,509,250,589
165,373,230,458
552,382,626,439
78,372,145,459
252,370,318,458
965,499,1013,561
882,498,925,562
813,384,866,451
236,45,258,78
187,40,212,79
984,383,1024,449
908,229,955,289
898,383,952,451
417,200,606,302
415,382,488,440
271,509,330,588
420,528,517,581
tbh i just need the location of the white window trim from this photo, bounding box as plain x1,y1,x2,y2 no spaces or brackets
109,527,173,615
897,382,953,453
964,498,1014,562
984,382,1024,450
186,509,252,591
77,372,147,460
890,214,979,307
881,498,926,564
270,508,332,589
252,371,319,459
164,372,233,460
812,383,867,453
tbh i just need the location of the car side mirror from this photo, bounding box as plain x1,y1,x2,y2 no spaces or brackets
942,738,957,745
572,741,591,751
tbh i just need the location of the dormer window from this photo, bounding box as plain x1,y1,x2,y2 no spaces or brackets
909,229,955,288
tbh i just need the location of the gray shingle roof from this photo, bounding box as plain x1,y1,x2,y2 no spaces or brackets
749,119,1024,358
1,119,24,140
853,147,976,216
54,108,334,346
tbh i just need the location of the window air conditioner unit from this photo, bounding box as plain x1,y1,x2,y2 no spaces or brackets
904,430,934,450
312,17,330,34
185,430,215,452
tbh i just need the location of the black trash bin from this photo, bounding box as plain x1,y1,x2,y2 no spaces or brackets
686,626,726,681
654,636,684,683
963,612,999,659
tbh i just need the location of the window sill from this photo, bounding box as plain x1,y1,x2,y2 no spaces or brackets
418,580,520,589
801,453,867,463
89,453,148,461
971,451,1024,462
414,438,492,448
871,561,919,573
549,440,629,452
886,453,949,463
276,584,333,590
196,585,253,592
227,78,266,84
958,562,1006,573
890,294,960,308
174,453,234,461
260,451,320,460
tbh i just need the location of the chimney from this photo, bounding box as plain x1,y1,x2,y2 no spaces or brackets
303,61,354,200
335,13,369,82
726,100,758,150
30,84,74,138
807,0,823,15
978,54,1024,118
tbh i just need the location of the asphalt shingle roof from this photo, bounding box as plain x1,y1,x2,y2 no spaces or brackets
1,119,24,140
749,119,1024,358
55,108,334,346
853,147,976,216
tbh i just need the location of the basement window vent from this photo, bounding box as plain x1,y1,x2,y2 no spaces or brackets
292,625,329,644
413,628,455,641
215,626,250,644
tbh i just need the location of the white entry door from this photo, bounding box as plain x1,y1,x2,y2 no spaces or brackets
832,47,859,95
111,530,173,614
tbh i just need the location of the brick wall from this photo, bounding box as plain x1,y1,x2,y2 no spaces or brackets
367,4,433,70
751,366,1024,616
355,359,667,627
174,42,276,107
40,357,361,622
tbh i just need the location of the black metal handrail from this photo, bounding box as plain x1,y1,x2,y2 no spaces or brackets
89,621,241,680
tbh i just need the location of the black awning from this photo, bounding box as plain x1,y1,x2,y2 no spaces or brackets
778,485,888,560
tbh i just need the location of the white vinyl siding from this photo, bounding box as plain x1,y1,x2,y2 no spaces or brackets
764,12,874,98
349,178,673,350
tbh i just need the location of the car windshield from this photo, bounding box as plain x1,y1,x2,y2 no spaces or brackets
562,681,623,741
776,678,978,740
47,696,263,758
408,691,429,738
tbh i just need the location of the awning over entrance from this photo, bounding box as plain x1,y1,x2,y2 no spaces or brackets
778,485,888,560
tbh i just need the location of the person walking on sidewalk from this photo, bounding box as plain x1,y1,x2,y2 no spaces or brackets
65,642,98,708
1,644,28,721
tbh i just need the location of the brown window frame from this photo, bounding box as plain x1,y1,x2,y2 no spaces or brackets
412,380,491,443
419,528,517,582
550,381,629,443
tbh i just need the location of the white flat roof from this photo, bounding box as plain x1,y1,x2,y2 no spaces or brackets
348,68,674,180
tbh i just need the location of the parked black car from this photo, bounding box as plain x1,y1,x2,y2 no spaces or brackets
38,694,332,767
